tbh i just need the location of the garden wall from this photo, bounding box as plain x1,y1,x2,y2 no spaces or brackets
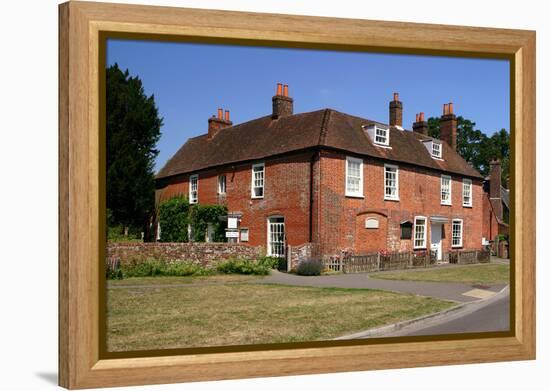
107,242,263,267
286,243,320,271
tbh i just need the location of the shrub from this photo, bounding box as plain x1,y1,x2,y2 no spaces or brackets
119,256,211,278
296,259,323,276
216,258,270,275
158,196,190,242
257,256,283,269
106,256,123,280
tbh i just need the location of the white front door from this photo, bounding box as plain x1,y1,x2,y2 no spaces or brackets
430,223,443,261
267,216,285,257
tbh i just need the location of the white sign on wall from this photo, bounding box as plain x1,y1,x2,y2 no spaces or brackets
228,217,238,229
365,218,379,229
225,231,239,238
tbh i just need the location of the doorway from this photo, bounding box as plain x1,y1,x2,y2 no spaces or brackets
267,216,285,257
430,222,443,261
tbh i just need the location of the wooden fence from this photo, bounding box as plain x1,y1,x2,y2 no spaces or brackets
448,249,490,264
324,249,488,274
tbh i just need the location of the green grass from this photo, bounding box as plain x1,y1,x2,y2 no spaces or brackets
107,280,453,352
371,264,509,284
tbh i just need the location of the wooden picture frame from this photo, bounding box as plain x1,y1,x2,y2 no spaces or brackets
59,1,536,388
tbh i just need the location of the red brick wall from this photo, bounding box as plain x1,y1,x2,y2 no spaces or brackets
317,150,483,256
156,149,484,258
156,152,315,253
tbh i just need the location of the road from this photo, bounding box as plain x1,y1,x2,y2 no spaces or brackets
404,293,510,336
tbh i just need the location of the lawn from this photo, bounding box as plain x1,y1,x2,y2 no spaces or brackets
107,280,453,352
370,264,509,284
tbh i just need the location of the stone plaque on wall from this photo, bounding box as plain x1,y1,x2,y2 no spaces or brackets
365,218,379,229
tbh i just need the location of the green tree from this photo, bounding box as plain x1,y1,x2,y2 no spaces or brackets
107,63,162,235
427,116,509,185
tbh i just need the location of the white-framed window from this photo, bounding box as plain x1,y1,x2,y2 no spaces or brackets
345,156,363,197
462,178,472,207
218,175,226,194
189,174,198,204
374,126,389,146
251,163,265,198
440,175,452,205
413,216,427,249
240,228,249,242
384,164,399,200
432,142,442,159
452,219,463,248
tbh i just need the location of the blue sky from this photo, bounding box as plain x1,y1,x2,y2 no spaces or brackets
106,40,510,172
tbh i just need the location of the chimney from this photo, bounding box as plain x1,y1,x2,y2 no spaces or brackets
440,102,457,150
489,159,503,220
389,92,403,128
412,112,428,135
207,107,232,139
272,83,293,119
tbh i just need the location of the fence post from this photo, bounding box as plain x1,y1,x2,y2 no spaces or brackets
376,252,381,271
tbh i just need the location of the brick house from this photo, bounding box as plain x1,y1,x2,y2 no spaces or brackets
155,84,484,262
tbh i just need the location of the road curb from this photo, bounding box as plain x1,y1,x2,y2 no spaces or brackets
334,284,510,340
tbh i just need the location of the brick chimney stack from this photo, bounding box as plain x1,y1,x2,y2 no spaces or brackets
412,112,428,135
440,102,457,150
389,92,403,128
489,159,503,220
208,107,232,139
272,83,294,119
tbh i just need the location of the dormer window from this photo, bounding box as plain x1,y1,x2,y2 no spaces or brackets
421,139,443,160
364,124,390,147
432,142,442,159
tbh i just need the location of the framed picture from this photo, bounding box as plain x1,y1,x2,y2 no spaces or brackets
59,1,536,389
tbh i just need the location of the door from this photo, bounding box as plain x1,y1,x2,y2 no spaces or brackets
267,216,285,257
430,223,443,261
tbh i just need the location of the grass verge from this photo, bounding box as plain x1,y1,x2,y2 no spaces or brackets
108,274,263,287
370,264,509,284
107,281,452,351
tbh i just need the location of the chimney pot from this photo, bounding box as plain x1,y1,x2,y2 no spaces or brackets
224,110,230,122
415,113,419,122
440,103,457,150
272,82,293,119
413,111,428,135
389,92,403,127
217,108,223,119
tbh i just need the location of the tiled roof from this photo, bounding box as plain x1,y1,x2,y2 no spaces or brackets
156,108,483,180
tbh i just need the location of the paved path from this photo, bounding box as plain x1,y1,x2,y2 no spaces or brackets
361,286,510,338
258,270,506,303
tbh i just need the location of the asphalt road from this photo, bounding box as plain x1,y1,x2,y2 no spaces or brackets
404,293,510,336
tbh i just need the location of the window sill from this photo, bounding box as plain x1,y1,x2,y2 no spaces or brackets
251,196,264,200
374,144,392,149
384,197,400,202
452,245,463,249
345,194,365,199
413,247,427,250
463,204,473,208
440,202,452,206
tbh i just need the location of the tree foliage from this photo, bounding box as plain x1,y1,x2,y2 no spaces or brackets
107,63,162,231
427,116,510,186
158,196,190,242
